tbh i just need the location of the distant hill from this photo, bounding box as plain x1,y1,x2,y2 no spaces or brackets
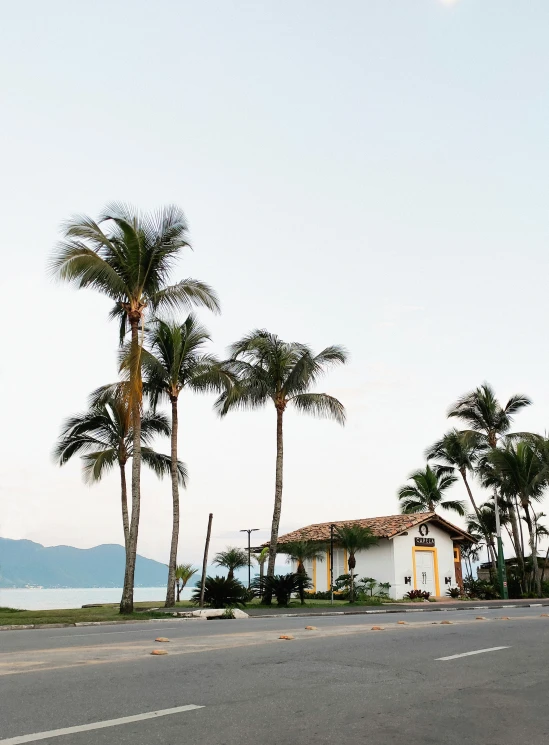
0,537,168,588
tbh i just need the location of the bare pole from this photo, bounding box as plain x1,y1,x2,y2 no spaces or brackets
199,513,213,609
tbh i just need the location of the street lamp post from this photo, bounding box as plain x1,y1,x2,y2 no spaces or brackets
330,524,335,606
240,529,260,589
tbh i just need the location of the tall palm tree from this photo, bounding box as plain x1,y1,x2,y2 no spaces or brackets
448,382,532,592
278,541,326,604
213,547,249,581
50,203,219,613
397,464,465,516
141,316,227,607
333,525,378,603
426,429,496,575
53,392,187,550
175,563,198,603
216,330,347,595
489,441,545,596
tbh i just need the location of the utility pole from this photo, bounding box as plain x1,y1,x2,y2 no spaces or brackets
199,513,213,608
493,491,509,599
330,524,335,606
240,528,260,588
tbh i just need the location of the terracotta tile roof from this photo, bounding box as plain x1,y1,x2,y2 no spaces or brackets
273,512,473,544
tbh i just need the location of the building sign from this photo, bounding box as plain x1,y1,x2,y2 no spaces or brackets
415,537,435,547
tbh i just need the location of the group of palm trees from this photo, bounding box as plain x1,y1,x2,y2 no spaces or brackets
50,202,347,612
397,383,549,597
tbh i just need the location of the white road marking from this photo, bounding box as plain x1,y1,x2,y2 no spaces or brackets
0,704,204,744
48,627,179,639
436,646,510,661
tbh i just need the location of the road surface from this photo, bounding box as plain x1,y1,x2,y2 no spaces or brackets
1,606,548,744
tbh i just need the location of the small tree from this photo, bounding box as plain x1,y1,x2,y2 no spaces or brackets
397,464,465,516
333,525,378,603
278,541,326,604
175,563,198,603
213,547,248,581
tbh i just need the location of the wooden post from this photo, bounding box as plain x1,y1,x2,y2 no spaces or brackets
199,513,213,608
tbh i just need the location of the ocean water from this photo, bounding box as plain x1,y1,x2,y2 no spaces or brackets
0,586,193,611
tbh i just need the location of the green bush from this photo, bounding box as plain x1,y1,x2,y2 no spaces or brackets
191,576,247,608
251,573,311,606
463,576,499,600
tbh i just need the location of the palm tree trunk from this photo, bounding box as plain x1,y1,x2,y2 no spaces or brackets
120,317,142,614
461,470,497,579
119,462,129,551
165,397,180,608
176,582,181,603
228,568,234,581
265,407,284,604
523,503,541,596
541,544,549,587
349,557,355,603
507,500,526,590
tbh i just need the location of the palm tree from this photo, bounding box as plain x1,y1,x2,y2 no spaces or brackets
213,547,249,581
489,441,545,596
426,429,496,575
50,203,219,613
278,541,326,604
448,382,532,591
466,504,501,578
141,316,227,608
254,546,270,585
333,525,378,603
397,464,465,516
216,330,347,595
54,390,187,550
174,563,198,603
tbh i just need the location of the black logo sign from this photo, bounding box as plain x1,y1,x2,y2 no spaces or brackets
415,537,435,547
419,524,429,536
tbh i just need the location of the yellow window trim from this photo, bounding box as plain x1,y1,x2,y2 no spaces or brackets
454,546,461,562
412,546,440,597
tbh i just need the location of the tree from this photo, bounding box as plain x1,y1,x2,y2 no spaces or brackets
142,316,227,607
426,429,497,575
174,563,198,603
50,203,219,613
216,330,346,600
278,541,326,604
333,524,378,603
489,441,545,596
448,382,532,590
254,546,270,585
397,464,465,516
213,547,249,581
53,389,186,550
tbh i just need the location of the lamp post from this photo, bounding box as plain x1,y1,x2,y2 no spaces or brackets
240,529,260,589
330,524,335,606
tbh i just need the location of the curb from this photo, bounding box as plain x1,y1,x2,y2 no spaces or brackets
247,602,549,620
0,617,184,632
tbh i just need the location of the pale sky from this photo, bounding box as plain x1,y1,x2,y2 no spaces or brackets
1,0,549,565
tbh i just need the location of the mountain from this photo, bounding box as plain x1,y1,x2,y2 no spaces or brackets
0,537,168,588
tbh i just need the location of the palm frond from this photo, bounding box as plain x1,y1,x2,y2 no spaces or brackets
290,393,346,425
140,448,188,486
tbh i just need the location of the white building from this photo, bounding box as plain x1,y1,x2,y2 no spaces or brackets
278,512,473,599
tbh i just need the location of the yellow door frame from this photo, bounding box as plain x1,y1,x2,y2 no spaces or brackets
412,546,440,597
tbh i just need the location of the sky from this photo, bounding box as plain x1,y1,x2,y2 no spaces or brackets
1,0,549,567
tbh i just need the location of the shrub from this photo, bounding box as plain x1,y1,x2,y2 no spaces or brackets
446,587,461,598
463,576,499,600
405,589,430,600
191,576,247,608
251,573,311,606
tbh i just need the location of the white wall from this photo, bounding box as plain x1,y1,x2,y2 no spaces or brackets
392,523,457,599
352,538,394,594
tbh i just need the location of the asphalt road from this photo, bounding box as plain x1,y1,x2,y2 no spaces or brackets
1,607,548,744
